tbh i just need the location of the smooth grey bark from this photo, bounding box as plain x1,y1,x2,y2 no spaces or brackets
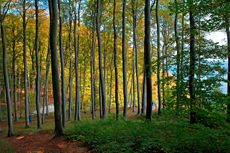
35,0,42,129
58,0,66,128
23,0,29,128
122,0,128,120
48,0,63,137
74,0,81,121
132,1,140,114
97,0,106,119
175,0,180,114
189,2,196,124
113,0,119,121
1,18,14,136
91,10,95,119
156,0,161,116
145,0,152,120
68,3,72,121
43,43,50,123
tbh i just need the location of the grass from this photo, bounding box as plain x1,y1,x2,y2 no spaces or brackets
0,140,16,153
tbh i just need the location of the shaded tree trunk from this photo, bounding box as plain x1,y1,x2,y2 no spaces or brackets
141,71,146,114
226,18,230,122
122,0,128,120
58,0,66,128
189,2,196,124
145,0,153,120
48,0,63,137
113,0,119,121
23,0,29,128
19,75,22,118
81,59,87,110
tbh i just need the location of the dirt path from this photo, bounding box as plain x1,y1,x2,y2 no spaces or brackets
0,130,90,153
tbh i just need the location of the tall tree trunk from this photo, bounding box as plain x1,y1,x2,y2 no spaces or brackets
1,19,14,136
226,18,230,122
175,0,180,114
113,0,119,121
91,10,96,119
74,0,81,121
145,0,152,120
68,3,73,121
81,59,87,110
12,25,18,122
48,0,63,137
189,2,196,124
122,0,128,120
23,0,29,128
46,44,50,116
156,0,161,116
43,43,50,123
35,0,42,129
58,0,66,128
141,71,146,114
0,84,2,122
97,0,106,119
132,1,140,114
109,56,113,113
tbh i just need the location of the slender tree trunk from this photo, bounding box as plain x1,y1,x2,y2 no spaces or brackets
91,11,96,119
69,3,73,121
113,0,119,121
122,0,128,120
189,2,196,124
132,3,140,114
0,84,2,122
43,44,50,123
48,0,63,137
156,0,161,116
57,0,66,127
97,0,106,119
12,25,18,122
35,0,42,129
226,18,230,122
1,19,14,136
46,44,50,116
145,0,152,120
141,71,146,114
175,0,180,114
23,0,29,128
19,75,22,118
109,56,113,113
81,59,87,110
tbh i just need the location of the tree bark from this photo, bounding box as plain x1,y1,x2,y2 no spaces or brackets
145,0,152,120
113,0,119,121
189,2,196,124
122,0,128,120
48,0,63,137
97,0,106,119
156,0,161,116
1,19,14,136
23,0,29,128
35,0,42,129
226,18,230,122
58,0,66,128
81,59,87,110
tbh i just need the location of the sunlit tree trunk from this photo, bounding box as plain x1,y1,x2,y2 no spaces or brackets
97,0,106,119
145,0,152,120
1,17,14,136
48,0,63,137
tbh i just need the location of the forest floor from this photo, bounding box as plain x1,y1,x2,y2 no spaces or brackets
0,108,140,153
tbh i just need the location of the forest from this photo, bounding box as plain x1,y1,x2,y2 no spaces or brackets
0,0,230,152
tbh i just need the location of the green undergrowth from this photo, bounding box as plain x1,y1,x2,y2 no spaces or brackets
65,113,230,153
0,140,16,153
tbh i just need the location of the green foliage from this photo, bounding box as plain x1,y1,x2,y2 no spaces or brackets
65,113,230,152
